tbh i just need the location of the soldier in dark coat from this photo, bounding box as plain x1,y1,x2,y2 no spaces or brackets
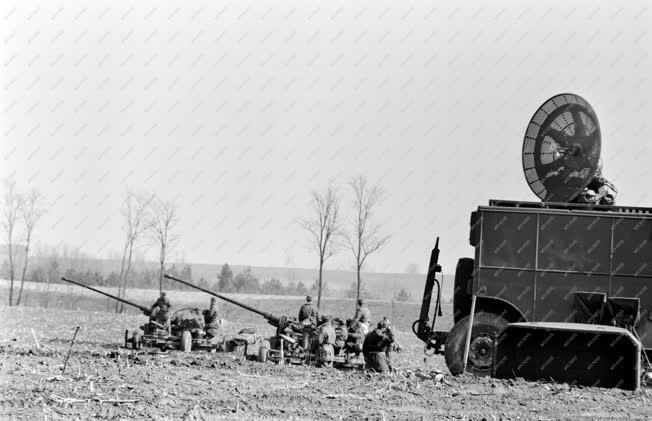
150,292,171,330
298,295,320,323
203,297,221,338
345,318,366,356
362,319,395,373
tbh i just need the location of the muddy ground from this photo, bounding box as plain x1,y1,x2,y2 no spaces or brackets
0,305,650,420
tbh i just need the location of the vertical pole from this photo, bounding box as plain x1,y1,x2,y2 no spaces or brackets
462,294,478,373
279,338,284,365
62,325,80,374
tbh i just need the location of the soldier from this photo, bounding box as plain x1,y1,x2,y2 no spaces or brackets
150,291,171,330
203,297,221,338
353,299,371,334
572,163,618,205
317,315,336,368
362,319,395,373
298,295,320,324
345,318,365,356
382,318,398,373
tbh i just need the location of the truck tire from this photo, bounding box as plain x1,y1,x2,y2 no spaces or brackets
258,340,270,363
453,258,474,323
444,312,507,376
180,331,192,352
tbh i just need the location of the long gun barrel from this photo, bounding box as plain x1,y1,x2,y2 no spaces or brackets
60,276,151,315
164,274,281,326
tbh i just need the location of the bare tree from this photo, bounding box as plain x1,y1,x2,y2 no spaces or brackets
300,184,341,309
1,179,21,306
16,190,44,305
147,197,179,293
347,176,390,302
116,192,152,312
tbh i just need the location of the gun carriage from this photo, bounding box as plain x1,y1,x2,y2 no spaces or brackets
164,274,363,368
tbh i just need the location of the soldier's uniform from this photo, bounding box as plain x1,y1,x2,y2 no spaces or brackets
317,316,336,368
353,300,371,334
345,319,366,356
150,292,171,330
572,165,618,205
298,296,320,323
203,298,221,338
362,320,395,373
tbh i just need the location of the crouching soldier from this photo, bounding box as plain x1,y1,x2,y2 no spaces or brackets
317,315,336,368
362,319,395,373
203,297,221,338
345,318,365,356
150,292,172,332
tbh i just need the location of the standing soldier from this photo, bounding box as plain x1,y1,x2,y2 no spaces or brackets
353,299,371,334
298,295,320,324
317,315,336,368
362,319,395,373
203,297,221,338
382,318,399,373
150,292,172,332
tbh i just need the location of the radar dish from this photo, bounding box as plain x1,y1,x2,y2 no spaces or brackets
522,93,601,202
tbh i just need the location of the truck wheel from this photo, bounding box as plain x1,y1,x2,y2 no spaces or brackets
180,331,192,352
444,312,507,376
258,340,270,363
453,258,474,323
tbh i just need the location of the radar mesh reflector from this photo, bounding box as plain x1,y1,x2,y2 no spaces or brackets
522,93,601,202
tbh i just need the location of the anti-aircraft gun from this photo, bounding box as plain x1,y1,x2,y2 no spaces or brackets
60,276,227,352
413,93,650,390
164,274,362,367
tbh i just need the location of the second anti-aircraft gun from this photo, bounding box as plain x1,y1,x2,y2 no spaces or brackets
164,274,362,367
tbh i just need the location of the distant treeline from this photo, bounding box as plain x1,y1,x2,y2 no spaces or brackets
1,259,414,302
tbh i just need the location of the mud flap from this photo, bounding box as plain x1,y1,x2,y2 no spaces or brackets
492,322,641,390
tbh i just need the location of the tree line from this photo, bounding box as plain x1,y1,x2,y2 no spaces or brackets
2,174,398,309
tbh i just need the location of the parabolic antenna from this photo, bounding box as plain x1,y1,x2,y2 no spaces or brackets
522,93,601,202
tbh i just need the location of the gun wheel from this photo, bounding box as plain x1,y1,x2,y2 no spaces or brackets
132,331,141,350
258,340,270,363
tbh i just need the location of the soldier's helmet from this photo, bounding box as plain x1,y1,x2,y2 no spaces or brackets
210,297,216,305
161,292,167,297
357,299,364,306
321,314,332,323
377,319,388,329
306,295,312,302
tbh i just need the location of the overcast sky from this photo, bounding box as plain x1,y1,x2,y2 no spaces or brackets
1,0,651,275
